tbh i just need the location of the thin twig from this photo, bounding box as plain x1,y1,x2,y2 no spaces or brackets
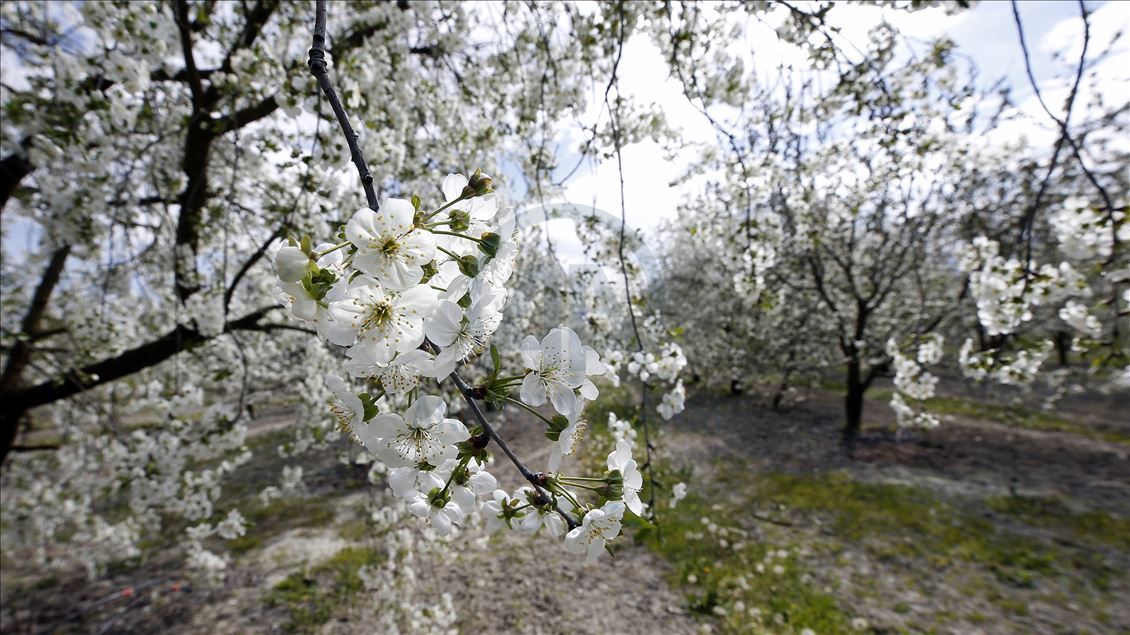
445,365,578,530
606,1,661,535
308,0,378,210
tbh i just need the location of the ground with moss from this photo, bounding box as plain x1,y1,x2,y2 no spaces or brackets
1,381,1127,634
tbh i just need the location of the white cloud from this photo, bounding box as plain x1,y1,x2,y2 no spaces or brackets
562,139,686,231
1040,1,1129,59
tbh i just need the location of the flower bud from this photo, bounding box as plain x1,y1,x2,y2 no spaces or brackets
457,254,480,277
275,245,312,283
478,232,501,257
462,168,493,197
449,209,471,232
471,432,490,450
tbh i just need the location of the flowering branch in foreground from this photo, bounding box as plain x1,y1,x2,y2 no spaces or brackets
295,0,649,559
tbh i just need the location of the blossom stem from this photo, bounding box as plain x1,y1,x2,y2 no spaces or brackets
490,377,526,389
422,197,465,222
436,246,463,261
558,482,604,493
504,397,555,427
314,240,351,259
438,455,471,499
559,475,605,483
430,229,484,244
551,484,584,511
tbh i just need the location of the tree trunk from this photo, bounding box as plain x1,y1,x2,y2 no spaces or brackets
1054,330,1070,367
770,369,793,411
842,357,865,451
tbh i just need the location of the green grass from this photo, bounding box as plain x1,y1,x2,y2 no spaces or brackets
909,393,1130,446
749,470,1071,580
595,387,1126,631
268,546,383,632
638,491,854,634
985,494,1130,551
747,469,1124,608
336,517,371,542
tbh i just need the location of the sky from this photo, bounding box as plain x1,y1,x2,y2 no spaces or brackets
538,0,1129,267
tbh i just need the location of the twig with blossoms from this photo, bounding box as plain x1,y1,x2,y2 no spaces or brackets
438,344,577,530
296,0,645,556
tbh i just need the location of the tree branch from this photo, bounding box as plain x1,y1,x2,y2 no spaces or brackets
173,0,206,107
0,140,35,214
307,0,379,210
306,0,574,528
213,95,281,136
0,245,71,392
225,225,285,310
0,307,279,464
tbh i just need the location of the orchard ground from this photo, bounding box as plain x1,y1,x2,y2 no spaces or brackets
2,380,1127,635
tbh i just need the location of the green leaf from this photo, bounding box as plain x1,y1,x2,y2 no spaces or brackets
489,344,501,379
548,415,570,433
359,392,381,421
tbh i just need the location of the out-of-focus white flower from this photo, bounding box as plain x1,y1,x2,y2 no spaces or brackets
606,440,643,515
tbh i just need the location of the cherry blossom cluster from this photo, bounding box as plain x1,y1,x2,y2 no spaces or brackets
604,341,688,420
272,172,646,560
886,336,942,430
962,199,1122,344
359,504,463,633
958,338,1054,387
0,379,258,578
1052,197,1126,261
952,196,1128,390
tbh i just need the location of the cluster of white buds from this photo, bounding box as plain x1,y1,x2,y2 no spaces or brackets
1052,197,1127,261
958,338,1053,386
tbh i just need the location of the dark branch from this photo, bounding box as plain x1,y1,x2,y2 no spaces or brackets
306,0,574,528
0,307,278,464
213,95,281,135
225,225,285,310
0,141,35,213
0,245,71,392
307,0,379,210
